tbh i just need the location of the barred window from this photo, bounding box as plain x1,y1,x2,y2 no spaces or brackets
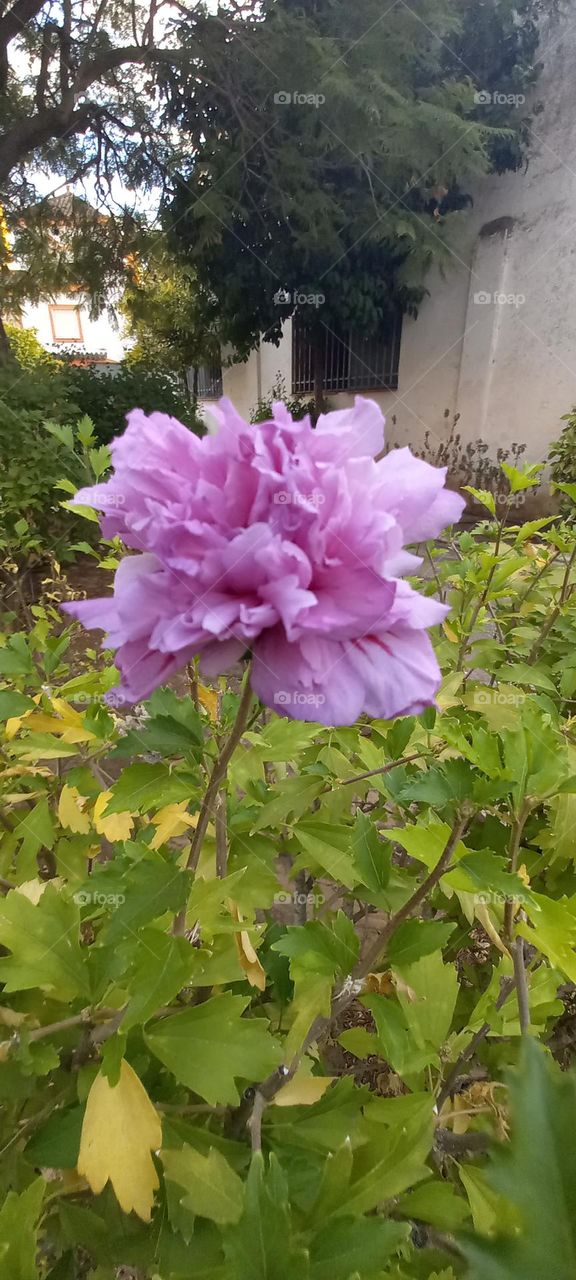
196,364,223,399
292,315,401,395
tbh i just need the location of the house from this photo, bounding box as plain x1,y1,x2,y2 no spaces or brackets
17,291,127,367
206,1,576,477
8,193,129,367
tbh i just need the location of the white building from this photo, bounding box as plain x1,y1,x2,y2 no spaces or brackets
19,291,127,366
212,2,576,472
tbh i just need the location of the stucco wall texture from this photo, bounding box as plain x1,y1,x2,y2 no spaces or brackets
218,3,576,472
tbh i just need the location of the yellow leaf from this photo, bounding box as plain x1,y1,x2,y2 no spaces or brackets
23,713,95,744
0,1007,29,1029
198,684,219,721
274,1070,335,1107
93,792,134,842
16,878,63,904
58,784,91,834
442,620,459,643
77,1059,162,1221
149,801,196,850
4,694,41,739
228,900,266,990
475,904,511,958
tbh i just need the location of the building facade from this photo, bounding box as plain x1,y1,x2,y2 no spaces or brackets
210,2,576,472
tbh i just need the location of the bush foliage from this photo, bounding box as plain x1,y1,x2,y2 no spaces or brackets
1,463,576,1276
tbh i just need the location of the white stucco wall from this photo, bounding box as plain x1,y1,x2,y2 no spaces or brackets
222,1,576,465
21,294,127,363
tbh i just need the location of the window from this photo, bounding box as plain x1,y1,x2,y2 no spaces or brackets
292,315,402,395
196,364,223,399
48,304,83,343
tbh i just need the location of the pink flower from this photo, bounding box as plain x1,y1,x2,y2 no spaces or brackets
62,398,464,725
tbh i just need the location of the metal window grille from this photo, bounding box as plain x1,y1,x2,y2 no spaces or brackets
196,364,223,399
292,315,401,395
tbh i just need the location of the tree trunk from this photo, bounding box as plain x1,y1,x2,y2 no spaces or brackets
0,312,12,362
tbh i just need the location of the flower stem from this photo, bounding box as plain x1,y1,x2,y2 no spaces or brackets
173,669,254,933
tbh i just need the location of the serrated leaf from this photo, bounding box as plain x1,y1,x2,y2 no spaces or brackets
162,1144,244,1224
78,1059,162,1221
146,993,282,1105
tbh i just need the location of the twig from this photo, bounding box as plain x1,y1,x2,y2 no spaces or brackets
512,937,531,1034
173,672,254,933
215,791,228,879
339,752,428,787
355,811,473,979
436,976,515,1109
528,541,576,662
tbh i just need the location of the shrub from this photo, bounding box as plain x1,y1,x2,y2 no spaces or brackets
250,373,315,423
549,407,576,513
2,462,576,1273
66,361,203,443
0,357,80,549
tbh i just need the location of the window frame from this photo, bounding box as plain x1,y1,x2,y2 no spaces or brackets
48,303,84,344
291,315,402,396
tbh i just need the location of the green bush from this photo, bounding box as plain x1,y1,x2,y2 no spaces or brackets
66,361,203,443
250,374,315,424
0,357,81,551
549,407,576,513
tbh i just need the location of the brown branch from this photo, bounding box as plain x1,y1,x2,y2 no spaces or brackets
356,811,473,979
436,975,515,1109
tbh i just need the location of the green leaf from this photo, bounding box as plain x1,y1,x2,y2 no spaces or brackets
223,1153,308,1280
352,812,391,891
463,486,496,515
105,763,196,814
0,690,34,720
0,1178,45,1279
250,775,324,832
122,928,201,1030
461,1040,576,1279
292,821,358,888
25,1106,84,1169
146,992,282,1105
333,1102,434,1216
309,1216,407,1279
101,856,190,945
271,913,358,979
0,885,88,999
162,1143,244,1224
386,919,456,967
395,1180,470,1230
